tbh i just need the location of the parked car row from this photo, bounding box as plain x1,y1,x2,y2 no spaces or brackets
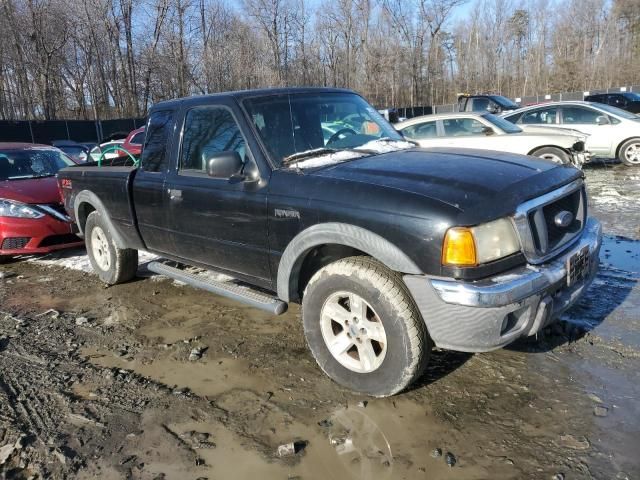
396,112,590,166
399,95,640,167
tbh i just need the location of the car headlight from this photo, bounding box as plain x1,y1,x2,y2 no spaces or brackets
0,199,45,219
442,217,520,266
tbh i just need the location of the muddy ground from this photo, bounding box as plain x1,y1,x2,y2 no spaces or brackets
1,163,639,480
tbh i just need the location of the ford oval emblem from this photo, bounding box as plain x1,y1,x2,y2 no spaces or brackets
554,211,574,228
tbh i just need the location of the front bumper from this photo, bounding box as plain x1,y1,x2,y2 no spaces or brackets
0,216,83,256
404,218,602,352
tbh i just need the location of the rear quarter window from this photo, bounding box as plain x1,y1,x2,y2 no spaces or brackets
141,111,174,172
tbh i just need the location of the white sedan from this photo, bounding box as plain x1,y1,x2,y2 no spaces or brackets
502,101,640,166
396,112,589,166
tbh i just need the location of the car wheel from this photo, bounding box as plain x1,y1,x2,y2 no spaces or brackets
0,255,11,264
531,146,571,165
85,211,138,285
302,256,431,397
618,138,640,166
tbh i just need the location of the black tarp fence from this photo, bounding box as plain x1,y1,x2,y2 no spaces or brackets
0,118,145,144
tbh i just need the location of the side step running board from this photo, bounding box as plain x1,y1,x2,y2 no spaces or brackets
147,261,288,315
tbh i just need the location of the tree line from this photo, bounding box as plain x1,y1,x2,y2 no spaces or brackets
1,0,639,121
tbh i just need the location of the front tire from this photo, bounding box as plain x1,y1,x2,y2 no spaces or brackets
531,146,571,165
618,138,640,166
85,211,138,285
302,257,431,397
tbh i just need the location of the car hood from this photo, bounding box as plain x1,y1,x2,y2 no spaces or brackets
0,176,62,204
310,147,583,223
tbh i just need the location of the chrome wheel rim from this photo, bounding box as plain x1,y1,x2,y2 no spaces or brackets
91,226,111,271
320,291,387,373
539,152,564,164
624,143,640,164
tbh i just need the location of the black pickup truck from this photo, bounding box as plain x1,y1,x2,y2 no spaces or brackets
58,88,602,397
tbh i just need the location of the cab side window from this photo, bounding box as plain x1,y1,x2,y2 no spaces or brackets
401,121,438,139
141,110,174,172
179,106,247,174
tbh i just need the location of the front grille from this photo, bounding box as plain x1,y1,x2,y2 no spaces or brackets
39,234,82,247
513,180,586,264
1,237,31,250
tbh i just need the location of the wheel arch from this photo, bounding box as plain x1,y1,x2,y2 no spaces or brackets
527,144,571,157
74,190,127,248
615,136,640,158
276,223,422,303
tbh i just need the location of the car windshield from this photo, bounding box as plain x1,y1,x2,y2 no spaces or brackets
483,113,523,133
623,92,640,102
491,95,520,109
242,92,406,167
592,102,640,120
0,148,74,180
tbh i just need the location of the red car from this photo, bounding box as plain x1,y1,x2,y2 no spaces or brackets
0,143,83,262
119,126,145,156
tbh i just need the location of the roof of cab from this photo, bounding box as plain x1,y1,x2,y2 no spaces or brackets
149,87,356,112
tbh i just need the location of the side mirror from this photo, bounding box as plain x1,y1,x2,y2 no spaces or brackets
482,126,495,136
595,115,610,125
206,151,244,179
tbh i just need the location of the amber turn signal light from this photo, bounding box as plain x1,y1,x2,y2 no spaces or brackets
442,227,477,266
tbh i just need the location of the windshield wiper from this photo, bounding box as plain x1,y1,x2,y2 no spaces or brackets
282,147,376,166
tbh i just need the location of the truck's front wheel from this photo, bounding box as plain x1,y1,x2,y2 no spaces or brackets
85,211,138,285
302,257,431,397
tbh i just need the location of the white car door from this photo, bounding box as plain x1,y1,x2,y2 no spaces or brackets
559,106,614,157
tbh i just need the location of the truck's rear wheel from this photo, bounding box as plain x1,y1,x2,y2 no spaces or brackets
85,211,138,285
302,257,431,397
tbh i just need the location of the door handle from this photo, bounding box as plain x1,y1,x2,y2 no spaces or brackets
168,188,182,200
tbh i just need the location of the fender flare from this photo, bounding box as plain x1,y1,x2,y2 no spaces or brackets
73,190,127,248
276,222,422,302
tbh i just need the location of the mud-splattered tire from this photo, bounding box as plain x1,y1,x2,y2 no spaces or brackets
302,256,431,397
617,138,640,166
531,146,571,165
85,211,138,285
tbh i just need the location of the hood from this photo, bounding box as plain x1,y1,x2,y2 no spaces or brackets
311,148,582,223
0,176,62,204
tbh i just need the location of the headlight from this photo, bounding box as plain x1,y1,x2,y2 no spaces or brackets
0,199,45,219
442,218,520,266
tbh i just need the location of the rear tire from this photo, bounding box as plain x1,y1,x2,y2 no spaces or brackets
531,146,571,165
302,256,431,397
85,211,138,285
617,138,640,166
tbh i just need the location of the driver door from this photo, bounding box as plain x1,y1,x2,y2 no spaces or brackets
164,100,271,282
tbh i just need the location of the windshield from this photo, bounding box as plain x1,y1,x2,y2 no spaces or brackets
0,148,74,180
483,113,523,133
592,102,640,120
491,95,520,109
623,92,640,102
242,92,403,167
